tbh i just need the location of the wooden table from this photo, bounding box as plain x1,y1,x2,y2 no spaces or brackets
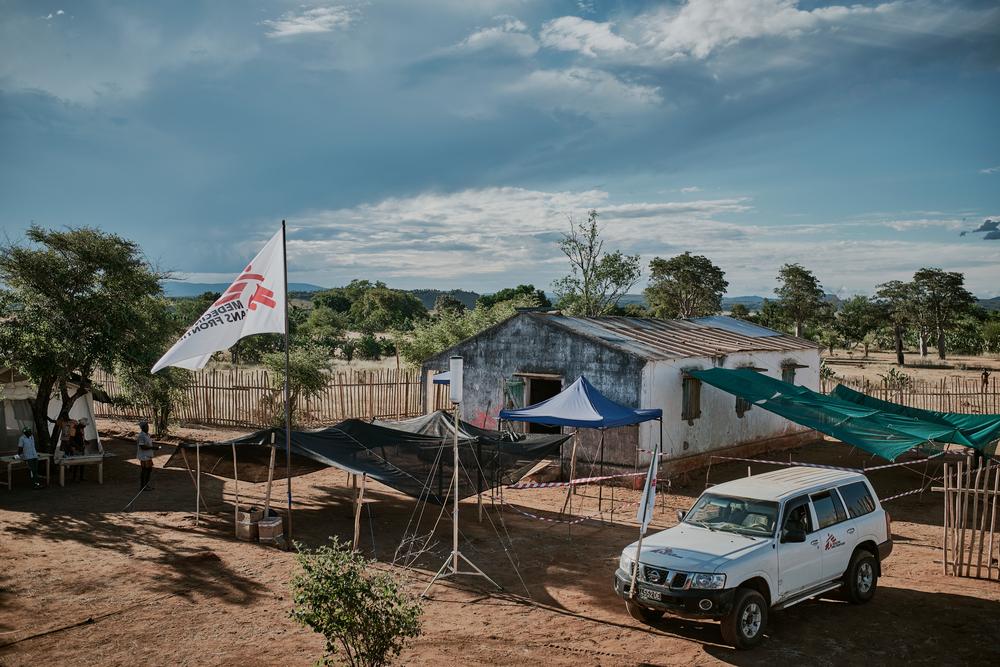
1,453,52,490
57,454,111,487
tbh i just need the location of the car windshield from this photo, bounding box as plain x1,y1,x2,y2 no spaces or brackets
683,493,779,537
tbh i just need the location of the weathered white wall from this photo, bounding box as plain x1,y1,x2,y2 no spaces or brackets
637,347,821,462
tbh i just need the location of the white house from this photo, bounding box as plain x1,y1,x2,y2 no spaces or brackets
421,313,821,473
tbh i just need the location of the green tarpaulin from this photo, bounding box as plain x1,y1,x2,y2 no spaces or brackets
831,384,1000,453
689,368,996,461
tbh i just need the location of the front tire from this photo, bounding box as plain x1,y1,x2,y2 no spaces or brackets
845,550,878,604
625,600,664,624
720,588,768,650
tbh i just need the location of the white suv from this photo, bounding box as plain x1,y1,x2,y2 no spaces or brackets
613,467,892,649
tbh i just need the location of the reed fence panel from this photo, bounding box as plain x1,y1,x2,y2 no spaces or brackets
93,368,451,429
822,375,1000,415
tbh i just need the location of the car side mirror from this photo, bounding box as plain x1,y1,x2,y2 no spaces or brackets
676,509,686,523
781,527,806,543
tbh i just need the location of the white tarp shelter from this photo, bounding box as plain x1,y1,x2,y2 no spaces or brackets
1,369,101,453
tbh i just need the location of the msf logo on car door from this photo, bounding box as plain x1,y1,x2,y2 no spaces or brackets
824,533,845,551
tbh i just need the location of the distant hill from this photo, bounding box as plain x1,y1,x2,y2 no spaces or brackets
980,297,1000,312
409,289,480,310
162,281,324,297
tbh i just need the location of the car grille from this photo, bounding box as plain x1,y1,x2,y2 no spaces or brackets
642,567,689,589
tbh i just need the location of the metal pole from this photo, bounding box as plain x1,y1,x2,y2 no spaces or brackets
453,403,459,572
196,441,201,526
282,220,293,543
232,443,240,536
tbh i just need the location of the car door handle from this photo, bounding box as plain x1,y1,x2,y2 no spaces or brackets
810,539,819,546
847,528,856,534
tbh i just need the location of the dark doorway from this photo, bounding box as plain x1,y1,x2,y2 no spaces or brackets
526,377,563,434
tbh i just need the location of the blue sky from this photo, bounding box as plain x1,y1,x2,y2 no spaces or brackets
1,0,998,296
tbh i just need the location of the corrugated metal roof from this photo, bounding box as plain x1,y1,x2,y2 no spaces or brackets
536,314,817,361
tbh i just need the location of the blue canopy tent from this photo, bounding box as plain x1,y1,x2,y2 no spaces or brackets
499,376,663,523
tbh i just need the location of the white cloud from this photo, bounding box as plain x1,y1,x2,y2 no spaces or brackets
635,0,890,60
263,6,356,39
539,16,634,57
980,166,1000,175
680,186,702,193
269,187,1000,296
448,15,538,57
504,67,662,115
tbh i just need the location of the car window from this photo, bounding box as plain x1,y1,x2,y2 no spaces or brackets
684,493,779,537
811,490,847,529
838,481,877,518
782,495,814,534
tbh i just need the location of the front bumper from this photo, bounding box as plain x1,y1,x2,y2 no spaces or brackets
613,569,736,618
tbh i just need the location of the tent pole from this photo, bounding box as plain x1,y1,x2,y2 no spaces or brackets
629,419,662,599
263,432,277,518
196,441,201,527
477,438,483,524
452,403,459,573
353,473,366,551
281,220,293,544
560,432,578,519
598,429,605,516
232,443,240,537
179,448,209,512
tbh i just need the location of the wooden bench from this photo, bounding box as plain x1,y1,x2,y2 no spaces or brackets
0,453,52,490
56,453,112,486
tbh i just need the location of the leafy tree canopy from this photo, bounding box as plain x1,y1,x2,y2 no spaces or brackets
552,210,641,317
0,225,168,447
645,251,728,319
476,284,550,310
774,263,827,338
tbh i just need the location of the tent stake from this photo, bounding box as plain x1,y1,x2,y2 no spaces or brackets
263,433,277,519
196,441,201,526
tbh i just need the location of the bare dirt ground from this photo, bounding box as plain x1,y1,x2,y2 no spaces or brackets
823,350,1000,385
2,428,999,666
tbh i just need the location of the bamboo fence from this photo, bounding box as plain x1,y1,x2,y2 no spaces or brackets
939,461,1000,581
93,368,451,429
822,375,1000,415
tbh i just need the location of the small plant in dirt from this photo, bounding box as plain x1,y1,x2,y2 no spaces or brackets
819,360,837,383
878,367,913,391
290,538,423,667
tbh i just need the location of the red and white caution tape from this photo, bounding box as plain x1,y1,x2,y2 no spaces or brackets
712,451,945,474
507,470,649,490
500,499,641,526
878,487,927,503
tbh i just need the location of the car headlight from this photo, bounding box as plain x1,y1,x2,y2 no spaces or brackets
689,573,726,590
619,553,634,574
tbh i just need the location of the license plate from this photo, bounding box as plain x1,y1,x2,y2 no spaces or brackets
638,587,661,602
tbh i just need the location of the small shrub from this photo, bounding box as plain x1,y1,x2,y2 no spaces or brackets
290,538,423,667
819,360,837,383
879,367,913,391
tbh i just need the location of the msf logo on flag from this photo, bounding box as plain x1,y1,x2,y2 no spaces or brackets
214,264,278,311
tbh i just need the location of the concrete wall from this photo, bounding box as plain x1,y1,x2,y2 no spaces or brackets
639,347,822,465
421,314,646,467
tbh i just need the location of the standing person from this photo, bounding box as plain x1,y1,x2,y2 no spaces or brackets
18,427,43,489
983,369,991,392
136,420,158,492
70,419,87,482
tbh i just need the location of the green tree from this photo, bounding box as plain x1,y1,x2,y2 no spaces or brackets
552,210,641,317
910,268,976,360
348,287,427,333
983,320,1000,354
835,295,882,356
774,263,826,338
874,280,914,366
262,346,329,426
728,303,751,320
300,306,349,355
752,298,789,332
290,537,423,667
397,295,538,364
645,252,728,318
433,293,467,315
114,364,191,435
0,226,166,449
476,284,551,310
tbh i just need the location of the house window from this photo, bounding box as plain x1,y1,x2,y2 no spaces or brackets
735,365,766,418
781,362,808,385
681,376,701,423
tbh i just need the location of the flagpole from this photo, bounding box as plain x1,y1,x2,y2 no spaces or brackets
282,219,293,545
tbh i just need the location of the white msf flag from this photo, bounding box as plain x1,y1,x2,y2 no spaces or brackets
152,228,285,373
635,449,659,534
